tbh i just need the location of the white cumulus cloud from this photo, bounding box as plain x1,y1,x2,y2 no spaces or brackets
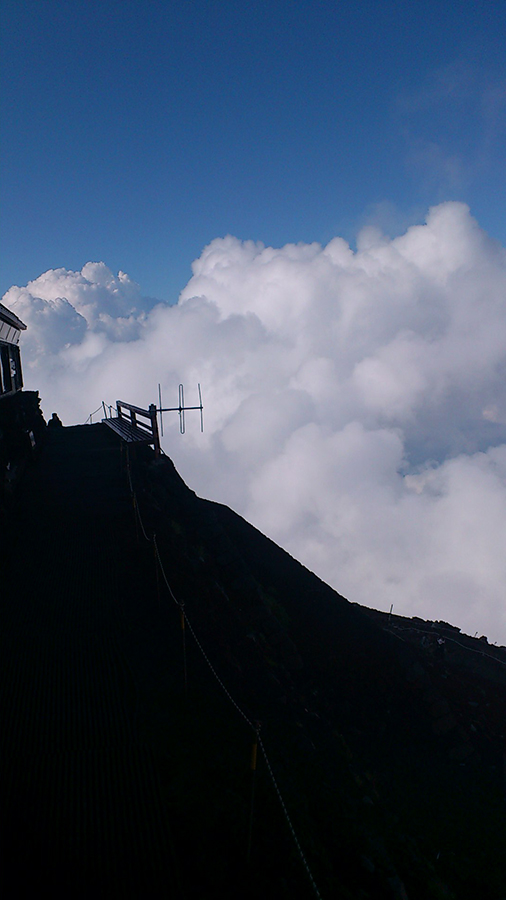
4,203,506,643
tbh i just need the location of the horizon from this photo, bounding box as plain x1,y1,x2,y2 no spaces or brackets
5,202,506,647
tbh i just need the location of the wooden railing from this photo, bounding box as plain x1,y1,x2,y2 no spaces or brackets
102,401,161,457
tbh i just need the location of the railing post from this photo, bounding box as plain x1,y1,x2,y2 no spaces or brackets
149,403,161,457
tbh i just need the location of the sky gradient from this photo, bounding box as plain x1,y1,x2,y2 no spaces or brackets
2,0,505,300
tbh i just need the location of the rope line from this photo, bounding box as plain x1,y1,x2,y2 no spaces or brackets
84,405,103,424
134,493,152,543
385,623,506,667
153,536,180,606
445,635,506,664
258,735,323,900
152,523,255,728
126,455,322,897
182,611,255,730
86,401,116,423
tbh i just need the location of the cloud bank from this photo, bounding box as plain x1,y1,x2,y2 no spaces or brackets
4,203,506,643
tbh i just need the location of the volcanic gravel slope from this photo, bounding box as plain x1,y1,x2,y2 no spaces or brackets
2,423,506,899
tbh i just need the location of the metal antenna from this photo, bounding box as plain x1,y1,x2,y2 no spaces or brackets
198,383,204,432
179,383,185,434
158,383,164,437
157,383,204,436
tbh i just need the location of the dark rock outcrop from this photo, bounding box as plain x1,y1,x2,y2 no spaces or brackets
0,390,46,553
0,390,45,490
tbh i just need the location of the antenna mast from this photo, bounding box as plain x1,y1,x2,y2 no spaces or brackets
157,383,204,436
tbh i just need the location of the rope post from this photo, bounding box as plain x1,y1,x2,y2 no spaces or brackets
247,721,261,863
180,602,188,698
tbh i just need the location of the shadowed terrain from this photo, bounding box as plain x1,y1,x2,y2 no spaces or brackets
1,423,506,898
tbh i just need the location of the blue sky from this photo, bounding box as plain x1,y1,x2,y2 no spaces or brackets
2,0,505,301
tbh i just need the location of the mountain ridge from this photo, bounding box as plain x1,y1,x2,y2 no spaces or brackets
1,423,505,898
131,434,506,898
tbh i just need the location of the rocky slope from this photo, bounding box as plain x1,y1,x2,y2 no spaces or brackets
2,425,505,898
131,444,506,899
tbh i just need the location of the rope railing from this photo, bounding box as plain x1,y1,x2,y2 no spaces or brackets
84,405,103,424
258,735,323,900
125,454,324,899
183,608,255,731
384,622,506,668
134,493,152,544
84,402,115,424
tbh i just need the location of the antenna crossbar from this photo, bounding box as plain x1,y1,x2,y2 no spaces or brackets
157,383,204,435
158,405,203,411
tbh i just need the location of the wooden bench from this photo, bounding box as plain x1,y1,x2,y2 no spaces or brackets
103,401,161,456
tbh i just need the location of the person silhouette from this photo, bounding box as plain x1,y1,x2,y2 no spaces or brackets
47,412,63,428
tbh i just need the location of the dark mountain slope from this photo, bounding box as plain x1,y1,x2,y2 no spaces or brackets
135,442,506,899
1,424,505,898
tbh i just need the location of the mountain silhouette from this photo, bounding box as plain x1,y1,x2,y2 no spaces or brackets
1,422,505,898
